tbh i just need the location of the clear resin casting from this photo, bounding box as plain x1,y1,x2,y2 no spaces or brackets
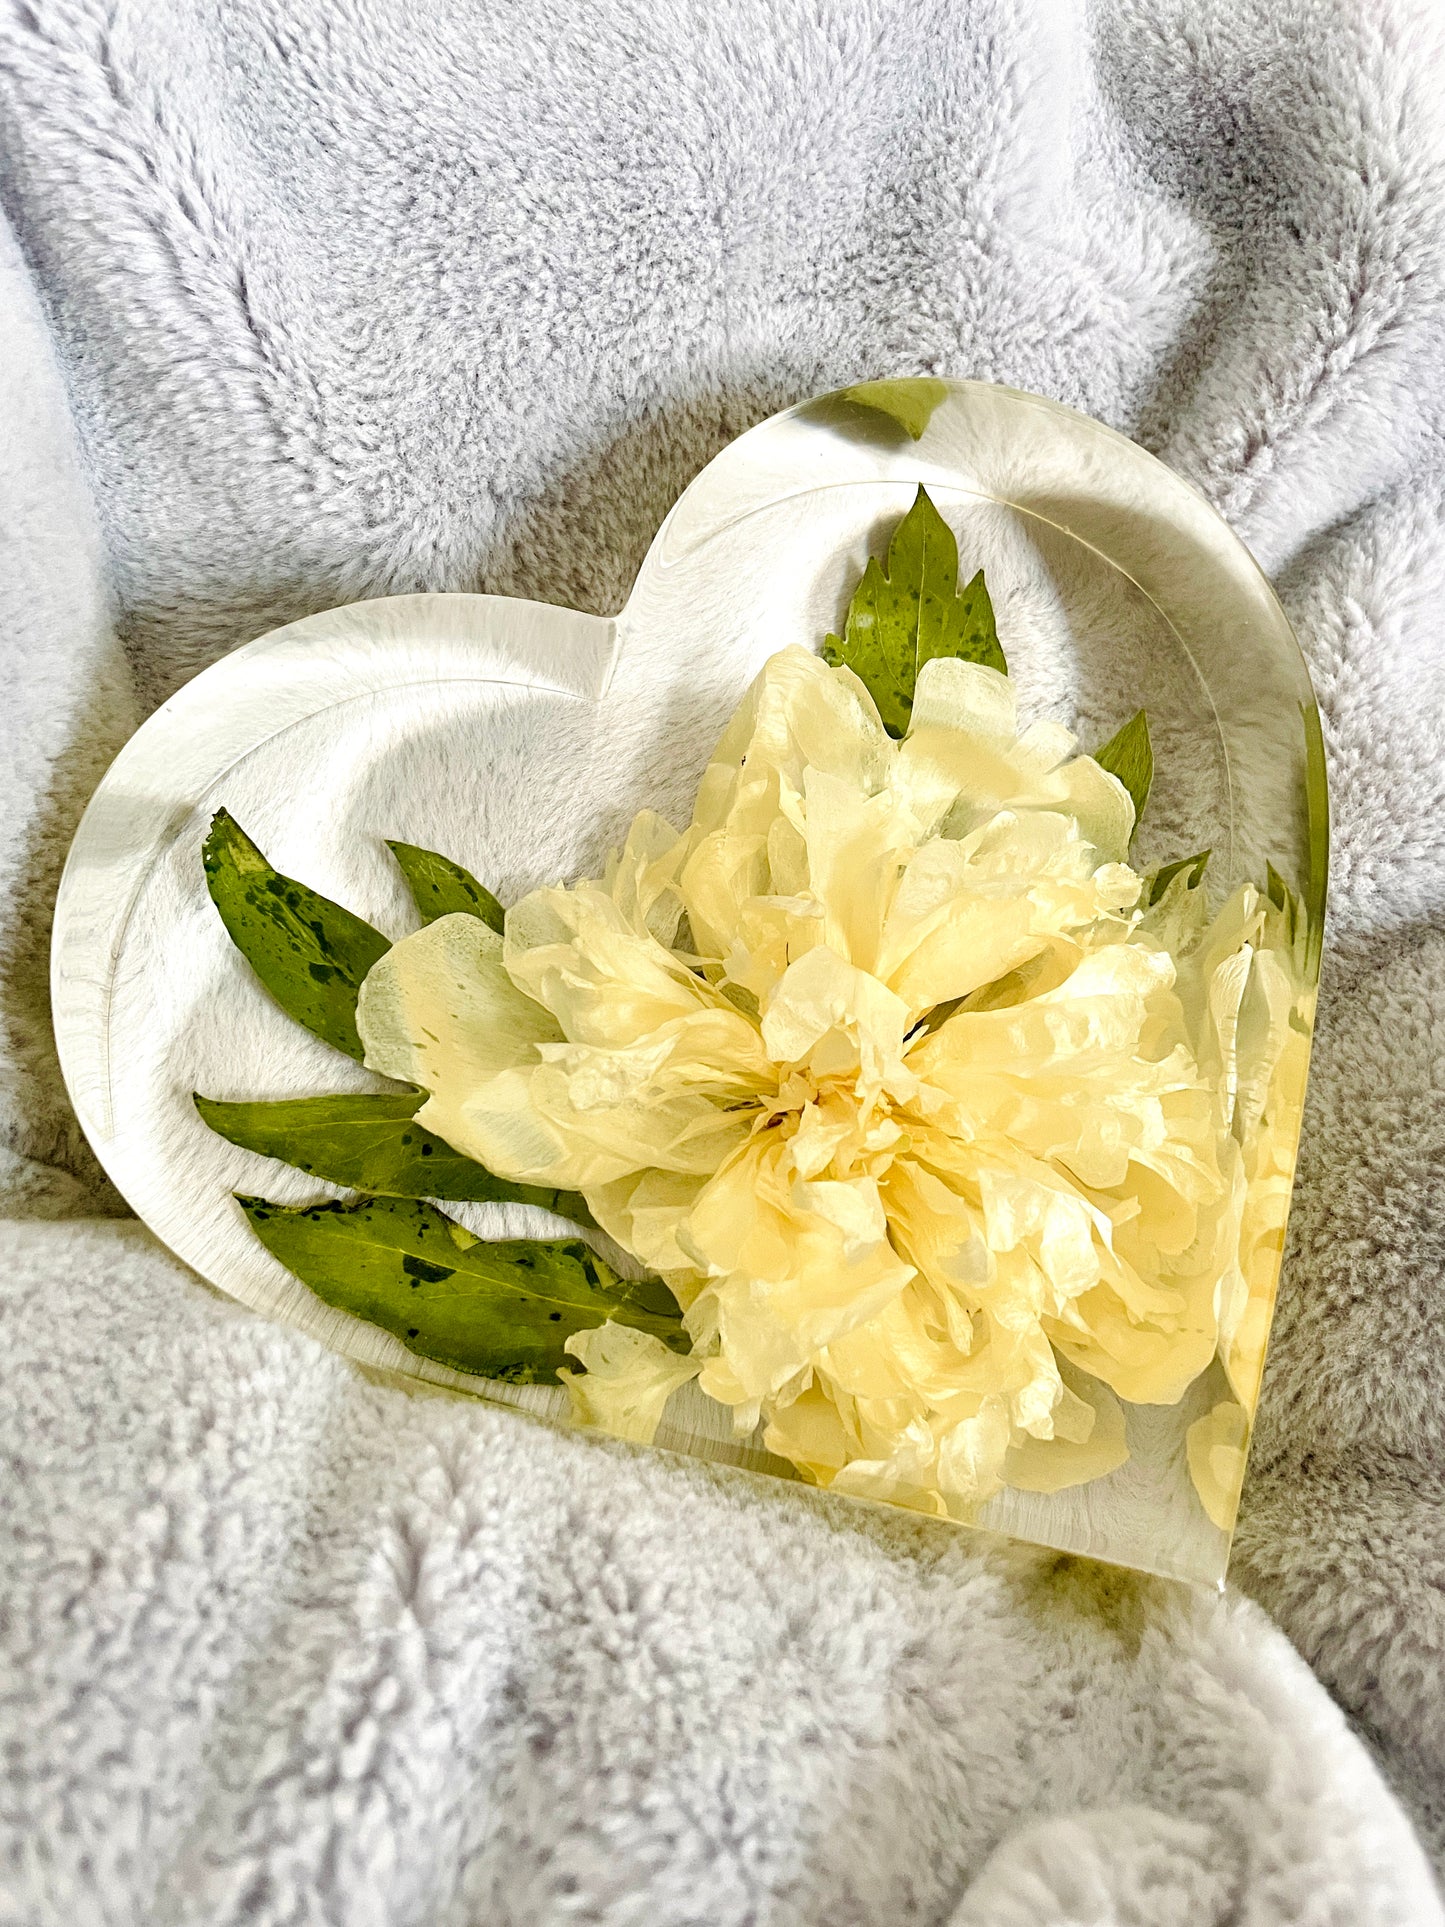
52,381,1327,1583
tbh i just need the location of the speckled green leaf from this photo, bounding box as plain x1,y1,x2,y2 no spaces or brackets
238,1192,683,1382
196,1091,591,1222
203,811,388,1060
823,484,1005,738
387,840,505,932
1092,709,1154,833
839,378,949,442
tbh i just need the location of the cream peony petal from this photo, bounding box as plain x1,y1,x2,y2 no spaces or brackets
700,645,892,822
882,852,1071,1013
899,658,1135,862
1004,1361,1129,1493
895,659,1020,837
790,1176,889,1259
586,1168,711,1294
1139,859,1211,956
706,1232,916,1401
762,1381,852,1480
935,1397,1015,1507
760,943,912,1095
457,1060,754,1190
789,1099,852,1179
1186,1399,1250,1530
908,655,1019,744
358,912,560,1086
828,1411,955,1514
680,1141,916,1403
1015,719,1077,770
800,767,913,972
829,1462,950,1518
560,1321,702,1444
356,912,562,1158
504,883,729,1046
679,831,772,971
879,816,1139,1015
682,648,900,975
603,809,690,947
1223,1281,1275,1414
1048,1264,1220,1406
1040,755,1135,866
1231,947,1297,1142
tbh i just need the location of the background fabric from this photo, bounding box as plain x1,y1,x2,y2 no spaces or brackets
3,1,1444,1921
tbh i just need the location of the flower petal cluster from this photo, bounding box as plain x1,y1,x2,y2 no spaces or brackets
359,647,1257,1517
1158,875,1314,1528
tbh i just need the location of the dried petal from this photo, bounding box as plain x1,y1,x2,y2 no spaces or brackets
560,1321,702,1443
1186,1399,1250,1530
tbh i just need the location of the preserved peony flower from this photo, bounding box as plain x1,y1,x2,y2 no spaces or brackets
358,646,1273,1519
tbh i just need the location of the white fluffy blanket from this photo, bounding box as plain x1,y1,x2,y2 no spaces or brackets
2,3,1444,1921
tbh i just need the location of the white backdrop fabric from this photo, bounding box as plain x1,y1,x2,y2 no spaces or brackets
2,3,1444,1921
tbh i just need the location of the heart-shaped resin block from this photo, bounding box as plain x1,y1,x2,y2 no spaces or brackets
52,380,1327,1584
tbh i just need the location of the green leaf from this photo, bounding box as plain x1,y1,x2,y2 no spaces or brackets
238,1192,683,1382
823,484,1006,738
387,841,505,933
1092,710,1154,831
1146,848,1210,908
1301,698,1329,977
203,811,389,1061
195,1091,592,1223
1264,860,1303,947
838,378,948,442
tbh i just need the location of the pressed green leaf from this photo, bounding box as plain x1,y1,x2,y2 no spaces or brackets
387,840,505,933
1092,710,1154,831
823,484,1005,738
203,811,388,1060
1146,848,1210,908
196,1091,592,1223
839,378,948,442
1301,699,1329,977
238,1192,683,1382
1264,859,1303,947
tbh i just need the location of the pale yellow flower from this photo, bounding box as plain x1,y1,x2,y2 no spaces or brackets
359,647,1253,1518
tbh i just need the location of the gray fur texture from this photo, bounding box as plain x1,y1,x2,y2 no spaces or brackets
2,1,1444,1920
